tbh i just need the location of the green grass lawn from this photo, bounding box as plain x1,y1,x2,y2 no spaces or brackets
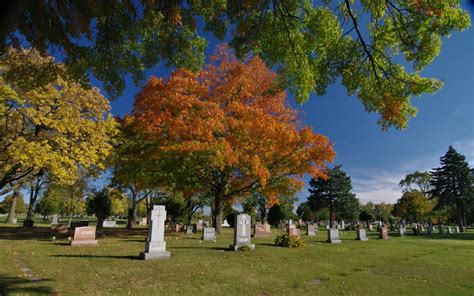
0,222,473,295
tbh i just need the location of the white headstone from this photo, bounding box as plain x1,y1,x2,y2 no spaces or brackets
399,226,406,237
140,205,170,260
103,220,117,228
230,214,255,251
327,229,341,244
51,214,59,225
221,219,230,227
356,228,368,241
202,227,216,240
341,221,345,230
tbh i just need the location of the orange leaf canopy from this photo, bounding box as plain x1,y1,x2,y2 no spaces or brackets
132,45,335,197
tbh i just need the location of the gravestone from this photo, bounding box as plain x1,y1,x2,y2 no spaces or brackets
221,219,230,227
196,220,204,231
399,226,406,237
51,214,59,225
306,224,317,236
455,226,460,233
102,220,117,228
139,217,147,226
185,225,194,235
253,223,270,237
428,226,434,235
379,226,389,239
341,221,345,230
327,229,341,243
336,224,342,230
175,223,184,233
288,226,301,239
325,224,330,230
70,227,98,246
368,224,374,231
140,205,170,260
230,214,255,251
447,226,452,234
51,224,68,235
399,226,407,237
201,227,216,241
356,228,369,241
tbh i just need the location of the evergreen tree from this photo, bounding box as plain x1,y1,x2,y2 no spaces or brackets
86,188,113,236
430,146,473,232
307,165,359,227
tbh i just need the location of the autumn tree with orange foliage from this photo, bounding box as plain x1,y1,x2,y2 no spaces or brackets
131,46,335,233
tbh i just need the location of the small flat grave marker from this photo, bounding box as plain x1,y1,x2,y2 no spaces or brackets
102,220,117,228
51,224,68,235
201,227,216,241
70,226,98,246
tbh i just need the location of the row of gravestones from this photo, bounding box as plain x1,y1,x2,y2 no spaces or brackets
62,206,257,259
59,205,467,260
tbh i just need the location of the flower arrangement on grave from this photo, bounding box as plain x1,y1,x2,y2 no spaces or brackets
274,233,304,248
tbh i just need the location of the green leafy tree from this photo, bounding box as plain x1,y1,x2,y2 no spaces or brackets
307,165,359,226
392,191,433,223
267,204,285,227
430,146,473,232
44,170,91,224
35,193,62,220
399,171,432,196
373,202,394,222
359,202,376,222
296,202,314,222
87,188,113,235
1,1,470,129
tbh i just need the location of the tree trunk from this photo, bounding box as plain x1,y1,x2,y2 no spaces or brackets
213,191,225,234
6,189,19,224
126,194,137,229
329,207,335,228
96,216,104,237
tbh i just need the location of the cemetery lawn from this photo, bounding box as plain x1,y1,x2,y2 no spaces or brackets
1,224,473,295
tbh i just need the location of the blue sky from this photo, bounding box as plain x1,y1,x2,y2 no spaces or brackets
101,4,473,206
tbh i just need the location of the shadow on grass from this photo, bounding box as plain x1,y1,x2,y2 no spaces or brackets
50,254,141,260
0,275,55,295
0,226,149,241
169,246,231,251
409,233,474,240
118,239,146,243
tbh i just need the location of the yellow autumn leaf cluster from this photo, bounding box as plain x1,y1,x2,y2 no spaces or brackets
0,48,118,189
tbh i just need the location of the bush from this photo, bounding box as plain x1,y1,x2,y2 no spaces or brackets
274,233,304,248
238,245,251,252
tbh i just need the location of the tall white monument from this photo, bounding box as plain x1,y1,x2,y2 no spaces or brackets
140,205,170,260
230,214,255,251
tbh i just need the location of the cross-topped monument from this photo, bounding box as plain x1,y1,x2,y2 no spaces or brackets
230,214,255,251
140,205,170,260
